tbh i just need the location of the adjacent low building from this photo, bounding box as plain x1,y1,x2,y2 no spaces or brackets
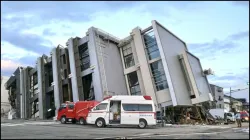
224,95,243,112
5,20,213,120
209,84,224,109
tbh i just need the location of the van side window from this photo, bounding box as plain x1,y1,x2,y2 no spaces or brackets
139,104,153,111
68,104,74,109
94,103,108,111
227,113,232,117
123,104,138,111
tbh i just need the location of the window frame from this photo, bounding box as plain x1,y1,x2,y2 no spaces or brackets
78,43,90,71
122,44,135,69
143,30,160,60
150,60,168,91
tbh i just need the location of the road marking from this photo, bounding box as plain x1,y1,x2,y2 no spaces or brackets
1,122,59,127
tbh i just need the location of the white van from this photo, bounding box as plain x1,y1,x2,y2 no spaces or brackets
86,95,156,129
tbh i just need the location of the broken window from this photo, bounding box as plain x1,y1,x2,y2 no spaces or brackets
143,30,160,60
122,44,135,68
150,60,168,91
78,43,90,71
127,71,141,95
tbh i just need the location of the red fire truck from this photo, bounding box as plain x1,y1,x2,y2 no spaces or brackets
57,101,99,125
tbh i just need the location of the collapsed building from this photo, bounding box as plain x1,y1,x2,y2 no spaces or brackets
5,20,213,122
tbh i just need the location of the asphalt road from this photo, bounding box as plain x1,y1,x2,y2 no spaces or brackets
1,119,249,139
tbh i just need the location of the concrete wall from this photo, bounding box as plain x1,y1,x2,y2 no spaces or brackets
87,28,104,101
96,35,128,96
52,48,63,112
153,21,190,106
37,57,46,119
1,76,11,114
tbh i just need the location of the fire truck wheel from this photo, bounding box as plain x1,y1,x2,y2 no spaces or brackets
95,118,105,128
79,118,86,125
60,116,66,124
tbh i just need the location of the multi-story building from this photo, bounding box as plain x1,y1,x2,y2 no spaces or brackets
224,95,243,112
209,84,224,109
236,98,249,112
5,20,213,119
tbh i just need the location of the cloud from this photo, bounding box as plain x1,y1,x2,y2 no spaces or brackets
1,41,40,60
228,30,249,40
1,60,29,76
1,27,53,55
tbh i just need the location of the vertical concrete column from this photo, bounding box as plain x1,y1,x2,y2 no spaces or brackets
24,68,30,119
88,28,103,101
132,27,159,108
52,48,63,116
37,57,46,119
19,68,24,119
67,38,80,102
152,20,178,106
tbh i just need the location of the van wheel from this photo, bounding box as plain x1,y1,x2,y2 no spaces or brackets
138,119,147,129
79,118,86,125
60,116,66,124
95,118,105,128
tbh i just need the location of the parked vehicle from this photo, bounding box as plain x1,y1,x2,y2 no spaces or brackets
209,109,235,123
240,111,249,122
57,101,99,124
86,95,157,129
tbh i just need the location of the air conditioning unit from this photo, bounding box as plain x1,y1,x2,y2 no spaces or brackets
203,68,214,76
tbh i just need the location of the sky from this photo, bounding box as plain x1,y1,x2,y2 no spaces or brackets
1,1,249,101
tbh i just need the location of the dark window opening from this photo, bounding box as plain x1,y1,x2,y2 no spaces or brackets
122,45,135,68
63,85,69,103
48,67,53,85
63,54,66,64
64,69,67,79
127,71,141,95
78,43,90,71
82,74,95,101
150,60,168,91
33,72,38,85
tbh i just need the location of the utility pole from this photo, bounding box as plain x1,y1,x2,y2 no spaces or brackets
228,82,249,112
229,87,232,112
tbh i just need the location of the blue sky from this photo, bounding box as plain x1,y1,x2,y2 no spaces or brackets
1,1,249,101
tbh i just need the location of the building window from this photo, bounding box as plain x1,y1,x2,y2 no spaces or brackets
122,45,135,68
143,30,160,60
33,73,38,85
62,54,66,64
150,60,168,91
78,43,90,71
127,71,141,95
219,104,222,108
64,69,67,79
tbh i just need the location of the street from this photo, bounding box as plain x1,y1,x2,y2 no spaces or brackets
1,119,249,139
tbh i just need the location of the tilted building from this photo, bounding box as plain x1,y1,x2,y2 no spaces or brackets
5,20,213,119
